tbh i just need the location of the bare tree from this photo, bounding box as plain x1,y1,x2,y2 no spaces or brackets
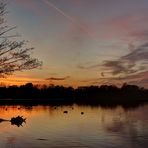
0,1,42,77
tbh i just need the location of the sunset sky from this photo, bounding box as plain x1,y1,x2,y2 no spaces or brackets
2,0,148,88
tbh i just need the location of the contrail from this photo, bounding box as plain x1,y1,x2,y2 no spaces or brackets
42,0,76,24
42,0,98,40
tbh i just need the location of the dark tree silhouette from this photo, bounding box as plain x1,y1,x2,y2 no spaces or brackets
0,1,42,77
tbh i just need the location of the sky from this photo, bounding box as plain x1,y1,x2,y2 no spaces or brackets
1,0,148,88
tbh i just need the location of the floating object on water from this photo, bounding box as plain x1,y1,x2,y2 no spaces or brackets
63,111,68,114
10,116,26,127
81,112,84,115
0,118,8,123
36,138,48,141
0,116,26,127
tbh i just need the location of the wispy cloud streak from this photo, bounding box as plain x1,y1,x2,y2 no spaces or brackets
46,76,70,81
103,43,148,76
42,0,98,40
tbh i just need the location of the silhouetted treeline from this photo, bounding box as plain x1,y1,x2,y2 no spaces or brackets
0,83,147,105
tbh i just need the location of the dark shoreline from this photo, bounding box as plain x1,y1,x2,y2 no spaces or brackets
0,83,147,108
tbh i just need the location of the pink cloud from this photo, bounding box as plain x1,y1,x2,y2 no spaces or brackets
93,12,148,41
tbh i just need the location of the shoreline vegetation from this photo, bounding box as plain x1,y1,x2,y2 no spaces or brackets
0,83,147,107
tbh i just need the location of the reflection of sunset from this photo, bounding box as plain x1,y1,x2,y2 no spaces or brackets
0,106,33,119
0,105,147,147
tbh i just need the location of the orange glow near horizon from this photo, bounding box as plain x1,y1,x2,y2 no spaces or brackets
0,77,46,86
0,75,144,88
0,76,96,88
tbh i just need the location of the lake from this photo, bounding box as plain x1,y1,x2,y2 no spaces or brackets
0,104,148,148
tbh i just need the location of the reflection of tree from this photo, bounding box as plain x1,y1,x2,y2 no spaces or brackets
24,106,33,113
105,119,125,133
102,113,146,148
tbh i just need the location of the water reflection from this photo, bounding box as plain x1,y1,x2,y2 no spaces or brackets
0,104,147,148
6,137,17,148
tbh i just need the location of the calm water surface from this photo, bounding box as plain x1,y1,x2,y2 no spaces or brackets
0,104,148,148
